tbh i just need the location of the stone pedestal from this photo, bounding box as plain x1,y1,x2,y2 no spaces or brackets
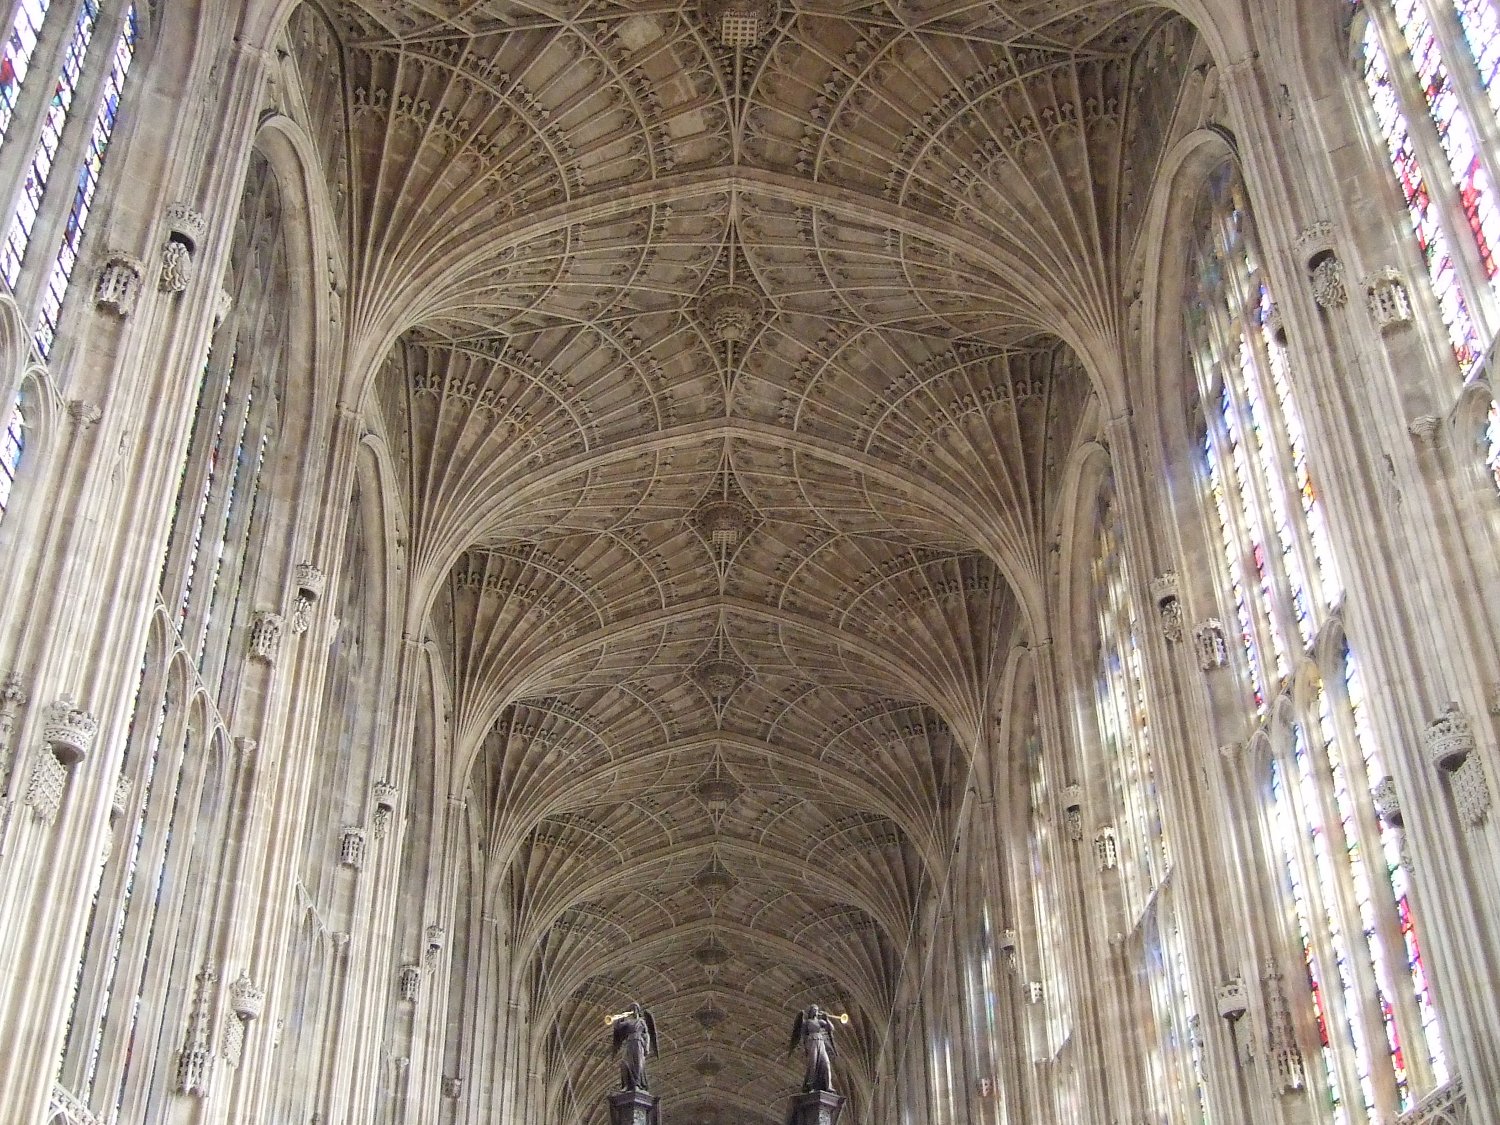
787,1089,845,1125
606,1088,661,1125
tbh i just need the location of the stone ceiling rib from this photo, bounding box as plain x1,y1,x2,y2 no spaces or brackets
304,1,1205,1117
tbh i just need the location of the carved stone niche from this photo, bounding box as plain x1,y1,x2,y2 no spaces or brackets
1365,268,1413,332
442,1077,462,1099
1024,980,1044,1004
372,781,398,838
998,928,1018,974
159,203,207,294
1060,784,1083,842
1192,619,1229,671
290,563,326,635
1308,250,1349,310
1149,572,1184,644
398,964,421,1003
95,251,144,316
43,694,98,766
425,924,446,967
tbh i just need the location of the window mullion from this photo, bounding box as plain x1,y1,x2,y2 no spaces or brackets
1222,342,1301,685
1368,0,1500,337
1429,0,1500,220
1203,399,1277,706
1278,738,1373,1122
11,0,124,327
1304,702,1405,1116
0,0,75,246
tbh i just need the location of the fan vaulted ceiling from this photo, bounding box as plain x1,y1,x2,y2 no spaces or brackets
284,0,1208,1117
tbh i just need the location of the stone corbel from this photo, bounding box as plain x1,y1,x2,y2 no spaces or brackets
159,204,207,294
95,250,144,316
1364,268,1413,332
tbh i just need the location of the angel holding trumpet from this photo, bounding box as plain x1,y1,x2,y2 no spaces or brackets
605,1003,658,1091
788,1004,848,1093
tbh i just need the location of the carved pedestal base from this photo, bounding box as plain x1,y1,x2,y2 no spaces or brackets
787,1089,845,1125
607,1088,661,1125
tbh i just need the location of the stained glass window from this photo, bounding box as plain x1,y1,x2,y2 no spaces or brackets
0,0,50,146
1089,474,1204,1120
1188,166,1339,712
0,397,23,517
35,4,136,355
0,0,99,288
1356,0,1500,373
1186,163,1449,1117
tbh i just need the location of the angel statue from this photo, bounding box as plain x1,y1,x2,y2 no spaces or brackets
609,1003,658,1091
788,1004,841,1093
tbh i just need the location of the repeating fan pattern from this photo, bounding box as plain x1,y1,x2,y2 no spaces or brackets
298,0,1209,1118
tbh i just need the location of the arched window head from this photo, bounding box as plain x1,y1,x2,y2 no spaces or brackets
0,394,22,518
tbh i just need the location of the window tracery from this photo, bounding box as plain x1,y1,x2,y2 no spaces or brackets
1185,164,1448,1120
1087,473,1204,1120
1354,0,1500,484
0,0,139,355
0,396,22,517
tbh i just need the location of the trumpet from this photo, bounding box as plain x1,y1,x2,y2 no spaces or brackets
836,1012,851,1024
603,1009,638,1025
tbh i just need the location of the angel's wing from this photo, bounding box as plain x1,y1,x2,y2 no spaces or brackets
787,1009,805,1054
644,1009,659,1056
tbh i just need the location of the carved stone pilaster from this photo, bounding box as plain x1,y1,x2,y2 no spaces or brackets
1149,573,1184,643
249,612,284,664
95,251,144,316
1365,268,1413,331
43,694,97,765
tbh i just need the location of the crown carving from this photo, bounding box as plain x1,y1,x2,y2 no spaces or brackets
1426,702,1475,771
43,695,97,765
229,971,264,1021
